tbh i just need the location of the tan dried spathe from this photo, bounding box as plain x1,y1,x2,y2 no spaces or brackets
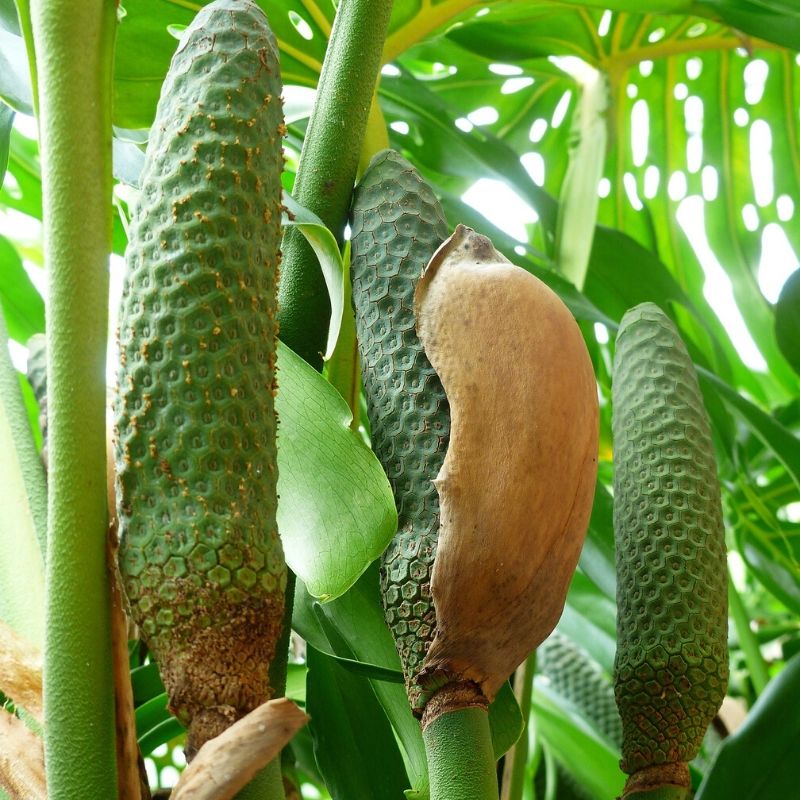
415,225,599,702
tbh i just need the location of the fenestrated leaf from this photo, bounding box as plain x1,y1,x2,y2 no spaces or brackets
113,0,328,129
696,653,800,799
0,306,45,647
306,644,410,800
0,234,44,342
775,269,800,376
276,342,397,601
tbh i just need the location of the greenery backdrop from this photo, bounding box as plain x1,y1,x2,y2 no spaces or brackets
1,1,799,798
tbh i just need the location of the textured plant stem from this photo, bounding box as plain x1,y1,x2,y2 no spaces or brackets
31,0,118,797
278,0,394,369
234,760,284,800
624,787,691,800
728,575,770,696
424,707,499,800
500,653,536,800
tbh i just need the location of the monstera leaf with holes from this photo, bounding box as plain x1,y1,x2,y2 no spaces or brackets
1,0,799,798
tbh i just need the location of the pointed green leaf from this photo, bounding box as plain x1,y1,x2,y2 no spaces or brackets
0,101,12,183
0,234,45,342
696,654,800,799
276,342,396,600
775,269,800,377
282,191,345,361
307,644,411,800
0,306,45,647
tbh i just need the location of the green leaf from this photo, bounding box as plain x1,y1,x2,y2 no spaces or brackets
488,681,525,760
0,234,45,342
0,101,12,183
282,191,345,361
131,661,166,707
307,644,411,800
276,342,397,601
0,306,45,647
699,368,800,492
560,572,618,675
700,0,800,50
293,570,430,798
696,653,800,799
775,269,800,377
0,0,20,34
736,522,800,616
532,681,625,800
0,26,32,113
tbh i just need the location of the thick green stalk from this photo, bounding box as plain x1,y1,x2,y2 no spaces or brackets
31,0,118,797
278,0,394,368
500,653,536,800
424,707,499,800
234,759,285,800
624,789,691,800
728,575,770,696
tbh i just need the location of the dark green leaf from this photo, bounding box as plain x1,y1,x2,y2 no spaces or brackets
585,226,697,322
0,101,12,184
0,234,44,342
736,523,800,616
580,482,616,600
775,269,800,377
532,680,625,800
699,368,800,492
134,692,182,751
0,27,32,113
293,569,429,797
131,661,165,707
138,718,185,758
696,653,800,799
701,0,800,50
307,645,410,800
0,0,20,34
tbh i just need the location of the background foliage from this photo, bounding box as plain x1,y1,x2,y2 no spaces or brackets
1,0,799,798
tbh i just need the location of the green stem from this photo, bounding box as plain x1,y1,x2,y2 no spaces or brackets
31,0,118,797
728,575,770,696
234,759,285,800
501,653,536,800
424,707,499,800
359,93,390,175
278,0,395,369
624,788,691,800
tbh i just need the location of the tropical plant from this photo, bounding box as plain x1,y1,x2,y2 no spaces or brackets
1,1,798,799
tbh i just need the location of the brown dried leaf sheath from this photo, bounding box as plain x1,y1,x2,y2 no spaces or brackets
171,697,308,800
415,225,599,701
0,712,46,800
0,620,42,723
